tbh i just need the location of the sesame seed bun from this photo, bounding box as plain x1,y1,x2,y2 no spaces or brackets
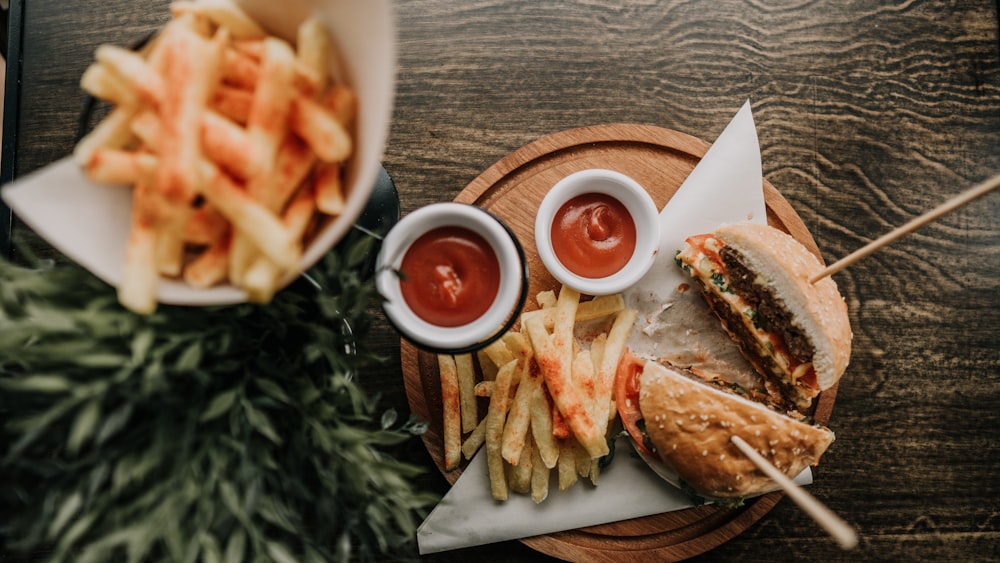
639,360,835,499
713,222,852,391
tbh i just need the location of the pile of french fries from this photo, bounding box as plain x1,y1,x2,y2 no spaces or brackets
74,0,356,314
438,285,638,503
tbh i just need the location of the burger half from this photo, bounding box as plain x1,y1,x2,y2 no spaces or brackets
616,356,835,499
675,222,852,412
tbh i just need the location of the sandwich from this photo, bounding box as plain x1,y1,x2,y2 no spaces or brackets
674,222,852,412
615,355,835,499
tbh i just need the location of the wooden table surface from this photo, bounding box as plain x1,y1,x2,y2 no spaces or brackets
3,1,999,561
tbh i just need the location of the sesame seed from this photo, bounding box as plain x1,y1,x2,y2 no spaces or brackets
702,450,708,457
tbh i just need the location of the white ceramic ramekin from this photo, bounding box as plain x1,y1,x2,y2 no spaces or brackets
534,169,660,295
375,202,527,353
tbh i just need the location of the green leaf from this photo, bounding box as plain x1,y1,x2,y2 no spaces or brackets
380,408,399,430
48,491,83,539
223,529,246,563
242,401,282,445
200,389,239,422
346,236,375,268
0,374,72,393
254,378,291,404
199,533,222,563
67,400,102,455
175,340,204,372
266,541,298,563
130,328,155,364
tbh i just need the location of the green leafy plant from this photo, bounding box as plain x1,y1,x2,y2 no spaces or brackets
0,235,437,562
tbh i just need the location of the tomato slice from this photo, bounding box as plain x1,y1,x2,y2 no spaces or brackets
614,350,657,459
684,233,724,270
798,366,819,391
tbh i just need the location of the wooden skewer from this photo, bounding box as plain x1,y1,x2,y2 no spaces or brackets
810,171,1000,283
730,435,859,549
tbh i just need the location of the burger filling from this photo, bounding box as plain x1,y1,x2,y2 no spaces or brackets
676,234,819,412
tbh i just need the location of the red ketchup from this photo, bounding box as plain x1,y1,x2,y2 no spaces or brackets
400,226,501,327
550,193,636,278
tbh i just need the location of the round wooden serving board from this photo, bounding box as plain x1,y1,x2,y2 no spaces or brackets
401,123,837,562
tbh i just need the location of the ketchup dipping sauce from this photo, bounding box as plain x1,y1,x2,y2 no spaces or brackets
376,203,527,353
535,169,660,295
551,192,637,279
398,226,500,327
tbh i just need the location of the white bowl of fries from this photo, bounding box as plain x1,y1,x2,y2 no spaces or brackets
1,0,395,313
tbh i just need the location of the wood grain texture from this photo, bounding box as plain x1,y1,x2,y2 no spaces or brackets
7,0,1000,561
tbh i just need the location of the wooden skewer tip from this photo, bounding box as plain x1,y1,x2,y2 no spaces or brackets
730,435,859,550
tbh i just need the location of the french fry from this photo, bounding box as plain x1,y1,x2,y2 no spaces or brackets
535,289,557,309
476,349,499,382
474,381,493,397
486,359,518,501
530,383,559,469
74,106,139,166
438,355,462,472
314,161,345,216
81,63,139,107
500,358,537,466
572,349,597,419
83,148,157,185
291,96,352,163
557,439,578,491
461,418,487,460
455,354,478,434
534,287,609,459
211,84,253,123
483,338,515,370
550,396,572,440
530,439,550,503
589,458,601,486
117,183,161,315
243,184,316,302
507,437,533,495
184,230,232,288
169,0,266,40
594,308,638,433
532,293,626,330
155,23,224,206
574,440,593,479
322,83,356,127
181,204,228,245
296,17,331,88
93,45,165,107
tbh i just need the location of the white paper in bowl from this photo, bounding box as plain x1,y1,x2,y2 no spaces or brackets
1,0,396,306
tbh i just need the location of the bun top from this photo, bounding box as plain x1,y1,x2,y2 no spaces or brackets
639,360,835,499
714,222,852,390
